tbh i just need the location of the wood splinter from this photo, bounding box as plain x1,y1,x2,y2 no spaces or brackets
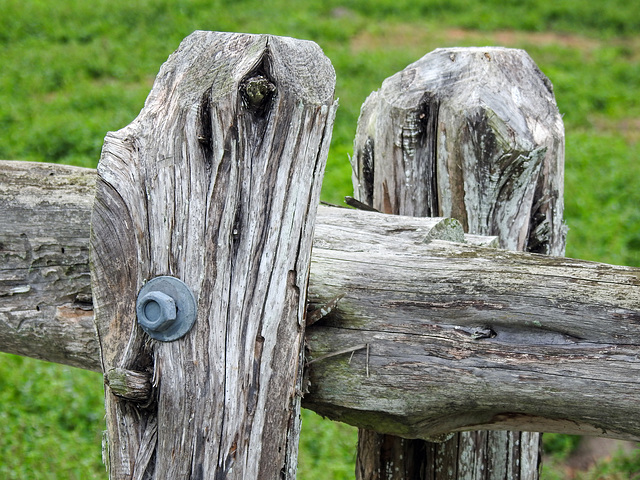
306,293,345,327
306,343,368,366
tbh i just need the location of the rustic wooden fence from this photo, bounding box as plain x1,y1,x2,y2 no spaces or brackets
1,31,639,479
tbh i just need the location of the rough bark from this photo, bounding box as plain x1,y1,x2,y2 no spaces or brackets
351,47,566,480
0,160,98,370
89,31,336,479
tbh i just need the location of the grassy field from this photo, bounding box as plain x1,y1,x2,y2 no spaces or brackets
1,1,639,478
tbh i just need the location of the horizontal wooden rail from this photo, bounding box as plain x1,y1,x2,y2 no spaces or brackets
1,160,640,441
307,207,640,442
0,161,98,370
0,160,492,372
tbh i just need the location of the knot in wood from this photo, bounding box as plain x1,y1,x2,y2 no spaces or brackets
105,368,152,403
242,75,276,111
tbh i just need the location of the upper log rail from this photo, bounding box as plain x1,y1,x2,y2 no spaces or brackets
1,160,639,442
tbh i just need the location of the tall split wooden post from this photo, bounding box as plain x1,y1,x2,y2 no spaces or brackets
89,32,336,479
350,48,565,479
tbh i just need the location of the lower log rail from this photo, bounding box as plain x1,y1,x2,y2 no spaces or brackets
1,161,640,441
306,208,640,441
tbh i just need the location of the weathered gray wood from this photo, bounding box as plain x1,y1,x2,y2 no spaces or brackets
304,206,640,441
0,160,98,370
89,31,336,479
2,168,640,441
353,47,565,255
350,47,566,479
0,163,485,371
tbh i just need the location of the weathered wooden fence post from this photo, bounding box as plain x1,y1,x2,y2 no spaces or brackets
89,31,336,479
350,47,565,479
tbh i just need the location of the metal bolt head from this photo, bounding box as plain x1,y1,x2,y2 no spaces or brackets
137,291,176,332
135,276,197,342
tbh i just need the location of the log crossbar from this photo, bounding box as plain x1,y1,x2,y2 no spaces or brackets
1,160,639,442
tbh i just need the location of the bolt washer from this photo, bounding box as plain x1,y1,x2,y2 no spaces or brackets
136,276,197,342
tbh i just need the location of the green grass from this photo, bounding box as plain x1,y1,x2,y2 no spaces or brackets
2,0,640,478
0,355,104,480
542,434,640,480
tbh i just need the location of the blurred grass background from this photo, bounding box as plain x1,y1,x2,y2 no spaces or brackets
1,0,639,478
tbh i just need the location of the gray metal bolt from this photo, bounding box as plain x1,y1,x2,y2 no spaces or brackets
137,291,176,332
135,276,197,342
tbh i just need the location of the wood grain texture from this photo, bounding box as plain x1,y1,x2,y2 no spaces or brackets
305,206,640,441
0,165,488,370
351,47,566,480
89,31,336,479
1,166,640,442
353,47,565,256
0,160,98,370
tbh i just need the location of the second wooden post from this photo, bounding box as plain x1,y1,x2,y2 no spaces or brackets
351,47,565,480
